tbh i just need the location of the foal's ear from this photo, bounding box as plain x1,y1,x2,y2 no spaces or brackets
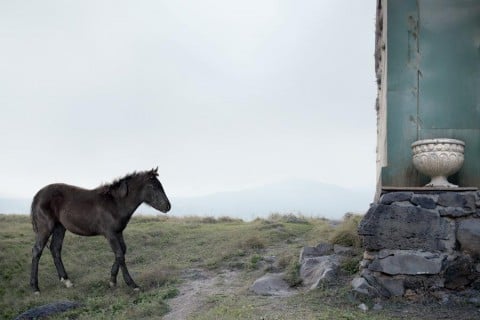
114,181,128,198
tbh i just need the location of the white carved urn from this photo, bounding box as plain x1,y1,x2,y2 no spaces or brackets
411,138,465,187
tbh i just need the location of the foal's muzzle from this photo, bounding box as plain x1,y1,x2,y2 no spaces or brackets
160,202,171,213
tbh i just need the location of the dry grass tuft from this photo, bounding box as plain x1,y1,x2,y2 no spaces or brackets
136,266,179,289
242,236,266,251
329,213,363,248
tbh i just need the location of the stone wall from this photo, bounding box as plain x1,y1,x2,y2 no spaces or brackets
354,190,480,298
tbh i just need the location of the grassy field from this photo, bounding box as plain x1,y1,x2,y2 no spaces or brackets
1,214,477,319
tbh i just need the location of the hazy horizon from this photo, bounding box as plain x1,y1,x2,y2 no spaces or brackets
0,178,374,220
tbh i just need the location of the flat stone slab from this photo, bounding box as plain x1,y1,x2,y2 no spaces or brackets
368,250,444,275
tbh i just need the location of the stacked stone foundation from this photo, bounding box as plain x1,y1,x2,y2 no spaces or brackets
355,190,480,298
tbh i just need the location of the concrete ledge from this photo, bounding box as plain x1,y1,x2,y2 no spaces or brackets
382,186,478,192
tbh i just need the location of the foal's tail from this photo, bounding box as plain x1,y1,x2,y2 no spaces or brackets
30,193,40,234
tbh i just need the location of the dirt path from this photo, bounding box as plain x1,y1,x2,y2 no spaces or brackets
163,269,241,320
163,268,480,320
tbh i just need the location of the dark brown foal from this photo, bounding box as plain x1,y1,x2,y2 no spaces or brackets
30,168,171,294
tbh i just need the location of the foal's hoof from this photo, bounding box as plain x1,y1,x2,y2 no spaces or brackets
61,278,73,288
109,281,117,288
133,287,140,292
34,291,40,296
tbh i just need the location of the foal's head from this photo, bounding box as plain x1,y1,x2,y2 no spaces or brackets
139,168,171,213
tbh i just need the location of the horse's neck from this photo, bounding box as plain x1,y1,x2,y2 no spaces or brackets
118,194,143,219
112,178,147,220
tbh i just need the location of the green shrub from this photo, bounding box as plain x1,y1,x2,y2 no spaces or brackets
247,254,263,270
340,257,361,275
162,287,180,299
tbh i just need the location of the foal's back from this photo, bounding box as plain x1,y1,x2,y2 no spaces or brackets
32,183,111,236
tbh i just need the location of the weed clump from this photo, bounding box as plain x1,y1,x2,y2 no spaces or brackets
329,213,363,248
247,254,263,270
276,253,295,270
161,287,180,299
340,257,361,275
283,258,302,287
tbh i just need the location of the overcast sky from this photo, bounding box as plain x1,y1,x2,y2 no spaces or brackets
0,1,377,199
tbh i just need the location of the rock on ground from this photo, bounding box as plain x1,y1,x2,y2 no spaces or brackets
300,255,341,289
15,301,81,320
249,273,295,296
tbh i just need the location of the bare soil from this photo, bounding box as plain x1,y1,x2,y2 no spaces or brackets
163,269,241,320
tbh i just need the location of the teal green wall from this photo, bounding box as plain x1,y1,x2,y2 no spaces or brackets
381,0,480,187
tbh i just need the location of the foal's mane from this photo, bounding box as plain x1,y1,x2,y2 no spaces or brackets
97,169,156,195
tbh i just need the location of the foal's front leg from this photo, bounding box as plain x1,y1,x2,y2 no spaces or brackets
107,232,139,290
109,233,126,287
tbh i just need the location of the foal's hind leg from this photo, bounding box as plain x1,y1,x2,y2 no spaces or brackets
30,229,53,294
50,224,72,288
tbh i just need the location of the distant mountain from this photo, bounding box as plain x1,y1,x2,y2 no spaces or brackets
0,197,30,214
0,180,375,220
142,179,374,220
